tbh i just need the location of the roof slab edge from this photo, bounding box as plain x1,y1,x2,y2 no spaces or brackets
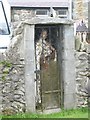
23,17,74,25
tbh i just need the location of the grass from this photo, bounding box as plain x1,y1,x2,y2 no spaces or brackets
0,107,88,119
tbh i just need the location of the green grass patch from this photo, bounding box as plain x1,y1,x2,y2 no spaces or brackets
0,107,88,118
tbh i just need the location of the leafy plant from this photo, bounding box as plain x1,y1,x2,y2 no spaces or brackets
0,61,12,67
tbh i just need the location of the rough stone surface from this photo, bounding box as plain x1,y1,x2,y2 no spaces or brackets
73,0,88,21
0,17,89,114
75,50,89,107
11,8,34,29
0,23,25,115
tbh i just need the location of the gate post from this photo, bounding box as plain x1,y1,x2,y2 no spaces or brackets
24,24,36,113
63,24,76,109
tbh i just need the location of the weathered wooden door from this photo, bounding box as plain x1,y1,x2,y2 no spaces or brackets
35,25,62,110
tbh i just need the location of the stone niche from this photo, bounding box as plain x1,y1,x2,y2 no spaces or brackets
0,17,76,114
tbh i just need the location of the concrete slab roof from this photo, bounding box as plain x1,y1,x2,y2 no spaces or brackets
23,17,73,25
8,0,69,8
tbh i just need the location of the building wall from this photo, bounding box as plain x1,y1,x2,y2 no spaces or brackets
11,8,35,28
11,7,69,29
0,18,77,114
0,18,89,115
0,1,89,115
10,0,88,35
73,0,88,25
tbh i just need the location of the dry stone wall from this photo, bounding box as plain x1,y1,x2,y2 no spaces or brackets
73,0,89,107
75,50,89,107
0,23,25,115
0,20,89,115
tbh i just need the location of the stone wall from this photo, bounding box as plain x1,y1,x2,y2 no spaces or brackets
0,19,89,115
0,22,25,115
11,0,88,24
75,51,89,107
73,0,89,106
73,0,88,21
11,8,35,29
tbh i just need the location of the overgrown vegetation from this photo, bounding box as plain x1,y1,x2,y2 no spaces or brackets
0,107,88,118
0,61,12,67
0,60,12,81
